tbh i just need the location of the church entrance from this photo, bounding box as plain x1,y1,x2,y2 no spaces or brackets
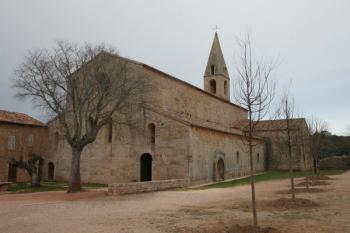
216,158,225,181
140,153,152,182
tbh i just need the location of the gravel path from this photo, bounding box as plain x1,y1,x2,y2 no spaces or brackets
0,171,349,233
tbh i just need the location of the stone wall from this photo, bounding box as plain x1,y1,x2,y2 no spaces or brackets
143,67,247,130
47,107,190,184
108,179,189,195
189,126,265,185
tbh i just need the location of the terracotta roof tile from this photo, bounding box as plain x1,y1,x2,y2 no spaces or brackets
0,109,45,126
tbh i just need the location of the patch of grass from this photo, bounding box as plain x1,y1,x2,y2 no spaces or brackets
8,182,66,193
7,181,107,193
199,170,345,189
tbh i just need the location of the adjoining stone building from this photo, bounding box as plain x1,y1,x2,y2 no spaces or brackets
254,118,313,171
0,110,48,182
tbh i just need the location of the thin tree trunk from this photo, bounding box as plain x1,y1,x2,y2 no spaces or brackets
288,150,295,201
248,114,258,233
31,173,40,188
287,142,295,201
249,142,258,233
68,147,82,193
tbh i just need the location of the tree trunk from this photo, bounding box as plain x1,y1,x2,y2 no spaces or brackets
249,138,258,233
31,173,40,188
68,147,82,193
288,145,295,201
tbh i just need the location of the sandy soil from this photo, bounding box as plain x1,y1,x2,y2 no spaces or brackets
0,171,349,233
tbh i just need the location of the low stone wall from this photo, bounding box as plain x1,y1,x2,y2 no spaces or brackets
108,179,189,195
0,182,12,192
319,155,350,170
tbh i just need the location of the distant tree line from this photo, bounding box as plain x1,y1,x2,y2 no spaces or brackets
311,131,350,158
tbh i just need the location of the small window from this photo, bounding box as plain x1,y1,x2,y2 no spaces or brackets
236,152,239,163
257,153,260,163
107,118,113,143
96,72,110,92
210,65,215,75
148,123,156,146
88,117,94,130
8,135,16,150
27,134,34,147
209,79,216,94
224,81,228,96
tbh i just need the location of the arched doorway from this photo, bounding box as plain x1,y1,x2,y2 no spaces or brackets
8,164,17,182
48,162,55,180
140,153,152,182
216,158,225,181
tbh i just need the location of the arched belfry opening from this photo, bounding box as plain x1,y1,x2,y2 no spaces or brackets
210,80,216,94
216,158,225,181
140,153,152,182
48,162,55,180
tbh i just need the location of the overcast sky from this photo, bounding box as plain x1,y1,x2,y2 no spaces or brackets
0,0,349,135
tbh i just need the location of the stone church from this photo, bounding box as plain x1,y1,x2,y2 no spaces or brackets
45,33,312,185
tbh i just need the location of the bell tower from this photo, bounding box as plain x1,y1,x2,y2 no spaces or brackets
203,32,230,101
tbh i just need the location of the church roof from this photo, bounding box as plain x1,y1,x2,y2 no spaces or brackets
254,118,308,131
204,32,229,78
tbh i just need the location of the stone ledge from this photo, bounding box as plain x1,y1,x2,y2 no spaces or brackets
108,179,189,195
0,182,12,192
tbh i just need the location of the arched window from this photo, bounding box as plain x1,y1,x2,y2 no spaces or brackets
107,118,113,143
210,65,215,75
224,81,228,96
88,117,94,130
96,72,110,92
209,80,216,94
148,123,156,146
236,152,240,163
257,153,260,163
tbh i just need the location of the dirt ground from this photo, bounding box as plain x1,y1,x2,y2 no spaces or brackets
1,171,350,233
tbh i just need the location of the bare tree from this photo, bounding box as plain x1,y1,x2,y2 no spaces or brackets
234,34,275,232
307,117,328,174
8,154,43,188
13,41,146,192
275,92,297,201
